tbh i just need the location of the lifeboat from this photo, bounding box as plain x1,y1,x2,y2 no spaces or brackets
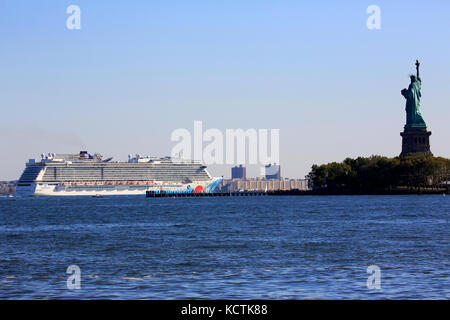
85,181,94,186
95,181,104,185
75,182,84,186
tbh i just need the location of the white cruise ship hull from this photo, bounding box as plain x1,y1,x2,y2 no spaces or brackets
15,151,222,197
15,181,222,197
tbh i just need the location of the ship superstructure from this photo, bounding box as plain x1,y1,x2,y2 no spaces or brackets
15,151,222,196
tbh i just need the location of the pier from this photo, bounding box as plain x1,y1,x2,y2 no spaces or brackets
145,188,448,198
146,189,311,198
146,191,268,198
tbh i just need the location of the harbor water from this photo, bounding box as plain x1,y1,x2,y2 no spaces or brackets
0,195,448,299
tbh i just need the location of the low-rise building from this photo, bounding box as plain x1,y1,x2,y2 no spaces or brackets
220,178,309,192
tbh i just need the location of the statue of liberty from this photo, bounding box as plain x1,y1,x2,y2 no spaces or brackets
401,60,426,127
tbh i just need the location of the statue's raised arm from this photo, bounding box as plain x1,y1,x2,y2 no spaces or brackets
415,59,421,81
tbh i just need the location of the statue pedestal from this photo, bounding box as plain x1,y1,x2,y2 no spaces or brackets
400,126,432,156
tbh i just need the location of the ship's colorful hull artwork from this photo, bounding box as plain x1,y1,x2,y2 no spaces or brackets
15,151,222,196
186,178,222,194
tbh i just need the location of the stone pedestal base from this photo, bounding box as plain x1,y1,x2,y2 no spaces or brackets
400,126,432,156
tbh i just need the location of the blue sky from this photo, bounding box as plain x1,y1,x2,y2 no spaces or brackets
0,1,449,180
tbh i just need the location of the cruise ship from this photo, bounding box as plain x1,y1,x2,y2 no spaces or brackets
15,151,222,196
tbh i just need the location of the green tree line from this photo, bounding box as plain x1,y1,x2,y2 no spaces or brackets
307,154,450,192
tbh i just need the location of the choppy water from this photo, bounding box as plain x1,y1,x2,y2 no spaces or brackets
0,195,448,299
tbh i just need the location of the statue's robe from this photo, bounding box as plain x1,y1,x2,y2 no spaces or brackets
402,78,426,126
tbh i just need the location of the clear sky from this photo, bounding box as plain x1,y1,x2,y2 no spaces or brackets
0,0,449,180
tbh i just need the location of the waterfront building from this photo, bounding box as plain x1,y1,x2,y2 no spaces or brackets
265,163,281,180
231,165,246,179
221,178,309,192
